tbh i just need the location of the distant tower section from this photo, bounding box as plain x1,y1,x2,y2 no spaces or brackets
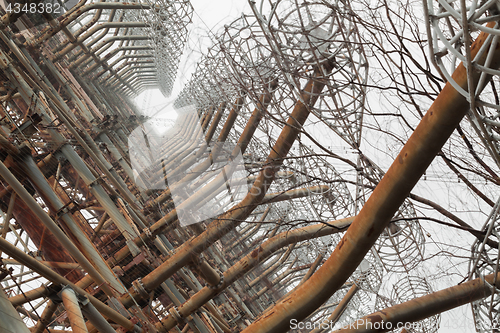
134,0,194,96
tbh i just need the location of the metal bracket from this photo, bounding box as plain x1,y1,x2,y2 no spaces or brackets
143,227,152,238
208,270,225,290
168,306,185,324
132,277,149,299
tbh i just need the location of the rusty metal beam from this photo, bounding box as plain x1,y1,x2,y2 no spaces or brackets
336,272,500,332
239,22,500,333
61,287,88,333
0,235,142,332
118,64,333,308
155,217,353,331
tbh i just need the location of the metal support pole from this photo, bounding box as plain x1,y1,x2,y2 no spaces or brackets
61,287,88,333
32,300,58,333
0,287,31,333
81,300,117,333
310,284,359,333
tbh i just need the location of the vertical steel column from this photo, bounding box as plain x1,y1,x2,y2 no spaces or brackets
61,287,88,333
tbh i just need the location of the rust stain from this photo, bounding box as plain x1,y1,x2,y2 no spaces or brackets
250,246,263,258
338,238,345,250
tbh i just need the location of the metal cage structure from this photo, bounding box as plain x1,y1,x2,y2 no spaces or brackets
0,0,497,332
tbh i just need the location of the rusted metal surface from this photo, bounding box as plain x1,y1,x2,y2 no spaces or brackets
155,217,353,331
239,22,500,333
0,2,498,332
61,287,88,333
0,236,141,332
336,272,500,332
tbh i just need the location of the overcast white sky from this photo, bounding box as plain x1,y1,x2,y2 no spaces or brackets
133,0,250,136
134,0,248,116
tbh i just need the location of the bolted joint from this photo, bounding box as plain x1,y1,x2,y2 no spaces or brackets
143,227,152,238
131,278,149,300
207,270,225,290
168,306,185,324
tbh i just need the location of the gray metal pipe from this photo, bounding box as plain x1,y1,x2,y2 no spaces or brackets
81,300,117,333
